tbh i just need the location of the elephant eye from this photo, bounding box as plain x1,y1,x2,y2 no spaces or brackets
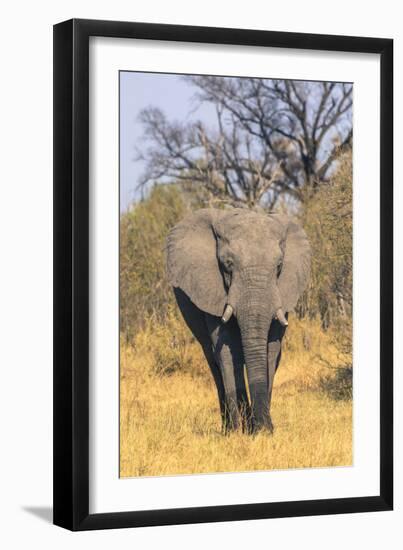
223,258,233,272
277,261,283,277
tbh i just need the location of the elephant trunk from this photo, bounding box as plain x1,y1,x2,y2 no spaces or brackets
235,270,282,432
240,327,272,431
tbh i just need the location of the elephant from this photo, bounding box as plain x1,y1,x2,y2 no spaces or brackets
166,207,311,434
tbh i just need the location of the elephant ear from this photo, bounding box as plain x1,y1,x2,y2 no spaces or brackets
166,209,227,317
272,215,311,313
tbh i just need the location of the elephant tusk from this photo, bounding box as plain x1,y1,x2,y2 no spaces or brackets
276,308,288,327
221,304,234,323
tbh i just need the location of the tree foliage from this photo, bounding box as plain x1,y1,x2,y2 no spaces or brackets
299,150,352,331
120,185,188,341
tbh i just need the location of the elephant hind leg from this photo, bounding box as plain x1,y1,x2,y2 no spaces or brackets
202,346,228,432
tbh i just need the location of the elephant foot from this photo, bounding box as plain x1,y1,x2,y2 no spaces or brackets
251,416,274,435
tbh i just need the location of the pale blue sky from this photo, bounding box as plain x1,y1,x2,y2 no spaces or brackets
120,72,216,211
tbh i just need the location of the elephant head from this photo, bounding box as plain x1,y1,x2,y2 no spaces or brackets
166,208,311,430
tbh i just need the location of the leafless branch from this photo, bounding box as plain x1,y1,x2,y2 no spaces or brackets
137,77,352,208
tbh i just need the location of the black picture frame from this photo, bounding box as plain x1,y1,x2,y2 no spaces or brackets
53,18,393,531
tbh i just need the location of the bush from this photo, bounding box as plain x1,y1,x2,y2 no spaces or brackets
120,184,189,342
298,150,352,332
319,366,353,401
134,307,206,377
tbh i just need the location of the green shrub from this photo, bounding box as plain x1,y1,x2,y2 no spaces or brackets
120,184,189,342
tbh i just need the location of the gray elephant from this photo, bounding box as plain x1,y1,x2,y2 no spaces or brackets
166,208,311,434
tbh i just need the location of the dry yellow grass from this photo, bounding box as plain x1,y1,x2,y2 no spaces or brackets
120,314,352,477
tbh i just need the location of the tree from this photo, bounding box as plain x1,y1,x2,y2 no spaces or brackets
138,77,352,209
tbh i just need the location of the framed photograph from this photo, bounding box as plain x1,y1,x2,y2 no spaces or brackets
53,18,393,530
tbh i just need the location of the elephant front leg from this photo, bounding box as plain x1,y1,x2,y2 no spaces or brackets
267,318,287,431
206,315,249,433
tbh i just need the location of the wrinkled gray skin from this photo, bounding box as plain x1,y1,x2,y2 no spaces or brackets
166,208,311,434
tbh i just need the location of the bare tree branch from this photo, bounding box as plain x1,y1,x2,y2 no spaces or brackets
137,77,352,208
